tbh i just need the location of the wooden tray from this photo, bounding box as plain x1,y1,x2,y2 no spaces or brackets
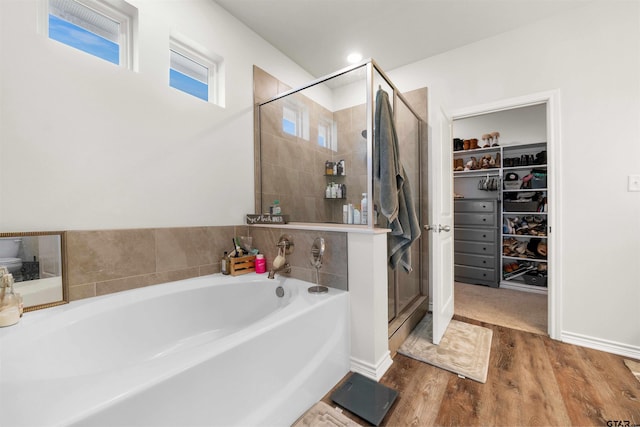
230,255,256,276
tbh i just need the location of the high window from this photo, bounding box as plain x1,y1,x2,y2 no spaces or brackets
47,0,137,69
282,101,309,140
169,34,223,105
317,119,337,151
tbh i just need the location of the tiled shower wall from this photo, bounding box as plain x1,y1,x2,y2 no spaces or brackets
66,226,348,301
254,66,369,224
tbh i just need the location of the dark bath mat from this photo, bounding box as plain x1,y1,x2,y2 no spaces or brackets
330,372,398,426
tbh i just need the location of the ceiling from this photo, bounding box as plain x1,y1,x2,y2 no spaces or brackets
213,0,590,78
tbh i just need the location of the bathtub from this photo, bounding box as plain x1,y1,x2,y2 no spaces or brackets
0,274,350,426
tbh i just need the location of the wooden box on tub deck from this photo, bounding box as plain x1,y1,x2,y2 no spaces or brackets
230,255,256,276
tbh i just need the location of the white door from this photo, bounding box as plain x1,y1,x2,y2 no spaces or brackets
427,106,455,344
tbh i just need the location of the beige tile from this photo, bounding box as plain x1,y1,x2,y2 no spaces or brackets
66,229,156,286
199,264,217,276
253,66,280,104
68,283,96,301
95,267,200,296
155,227,212,272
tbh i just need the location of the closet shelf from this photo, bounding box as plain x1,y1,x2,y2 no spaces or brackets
502,255,547,262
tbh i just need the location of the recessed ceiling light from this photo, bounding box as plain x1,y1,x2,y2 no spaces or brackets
347,52,362,64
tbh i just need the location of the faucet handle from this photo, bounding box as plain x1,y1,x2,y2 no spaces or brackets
276,234,294,254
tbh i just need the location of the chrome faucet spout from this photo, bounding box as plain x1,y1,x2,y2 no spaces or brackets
267,262,290,279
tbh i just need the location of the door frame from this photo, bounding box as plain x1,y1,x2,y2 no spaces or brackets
450,90,562,340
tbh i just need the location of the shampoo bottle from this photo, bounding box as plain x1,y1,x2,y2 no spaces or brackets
361,193,368,224
221,251,230,275
255,254,266,274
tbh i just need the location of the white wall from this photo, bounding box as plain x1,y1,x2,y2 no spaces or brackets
453,104,546,146
390,1,640,353
0,0,315,231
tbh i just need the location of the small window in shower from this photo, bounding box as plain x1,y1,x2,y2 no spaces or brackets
318,119,337,151
282,101,309,140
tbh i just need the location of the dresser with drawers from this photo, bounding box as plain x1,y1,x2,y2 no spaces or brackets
454,198,499,287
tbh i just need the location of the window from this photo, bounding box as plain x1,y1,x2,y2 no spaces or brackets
47,0,137,68
282,101,309,140
169,33,224,106
170,50,209,101
318,119,337,151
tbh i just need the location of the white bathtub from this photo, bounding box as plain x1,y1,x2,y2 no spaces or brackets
0,274,350,426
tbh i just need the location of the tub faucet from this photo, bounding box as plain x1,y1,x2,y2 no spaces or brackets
267,260,291,279
267,234,293,279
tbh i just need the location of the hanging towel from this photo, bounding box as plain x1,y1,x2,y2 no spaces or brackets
374,89,421,272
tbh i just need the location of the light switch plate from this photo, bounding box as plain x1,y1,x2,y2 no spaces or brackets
629,175,640,192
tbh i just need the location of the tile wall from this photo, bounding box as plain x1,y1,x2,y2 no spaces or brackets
66,225,348,301
254,66,369,224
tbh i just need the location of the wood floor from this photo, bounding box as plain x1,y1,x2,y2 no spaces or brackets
322,316,640,426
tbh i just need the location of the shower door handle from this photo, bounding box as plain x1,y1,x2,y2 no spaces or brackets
438,225,451,232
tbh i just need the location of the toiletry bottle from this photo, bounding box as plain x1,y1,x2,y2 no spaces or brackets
333,162,338,175
336,184,342,199
7,275,23,316
361,193,368,224
325,161,332,175
0,274,20,327
221,251,230,275
341,183,346,198
343,205,348,223
325,184,331,198
255,254,266,274
353,208,361,225
330,183,337,198
340,160,346,176
272,200,281,215
336,160,343,176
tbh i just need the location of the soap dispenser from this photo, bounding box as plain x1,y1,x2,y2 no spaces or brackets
0,273,20,327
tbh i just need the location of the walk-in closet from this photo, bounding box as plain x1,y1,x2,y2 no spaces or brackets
452,104,550,333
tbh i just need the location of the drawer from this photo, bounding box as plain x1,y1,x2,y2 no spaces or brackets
454,228,496,243
454,213,496,227
454,241,496,256
454,200,497,213
455,252,496,269
455,265,497,282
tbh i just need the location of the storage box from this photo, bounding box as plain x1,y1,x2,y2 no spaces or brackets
523,272,547,286
531,175,547,189
503,200,539,212
503,180,522,190
230,255,256,276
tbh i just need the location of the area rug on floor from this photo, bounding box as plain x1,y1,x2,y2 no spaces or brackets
292,401,361,427
624,359,640,384
398,313,493,383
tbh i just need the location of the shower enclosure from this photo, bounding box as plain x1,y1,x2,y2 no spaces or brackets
255,59,428,336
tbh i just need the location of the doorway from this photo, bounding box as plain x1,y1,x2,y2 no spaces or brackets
448,91,561,339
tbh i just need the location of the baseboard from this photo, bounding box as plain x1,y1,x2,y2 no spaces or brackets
561,331,640,360
350,352,393,381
